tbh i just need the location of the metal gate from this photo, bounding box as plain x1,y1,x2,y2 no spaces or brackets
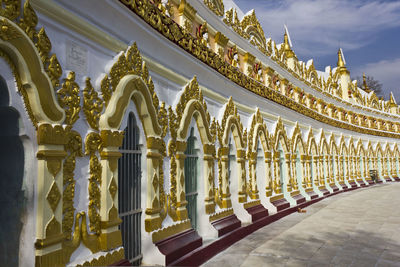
118,113,142,265
185,128,198,230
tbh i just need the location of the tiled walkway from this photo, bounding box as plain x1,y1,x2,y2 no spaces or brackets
202,183,400,267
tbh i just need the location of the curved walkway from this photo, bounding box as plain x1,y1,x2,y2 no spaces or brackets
202,183,400,267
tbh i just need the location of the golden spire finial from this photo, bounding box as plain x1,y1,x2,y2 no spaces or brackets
362,73,371,93
284,32,291,51
337,49,345,67
389,92,397,107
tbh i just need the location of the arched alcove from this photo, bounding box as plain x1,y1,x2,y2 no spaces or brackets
0,75,25,266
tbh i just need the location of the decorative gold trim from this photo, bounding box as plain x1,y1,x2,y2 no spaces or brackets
119,0,400,139
152,220,191,243
270,194,284,202
243,200,261,209
76,247,125,267
85,132,102,235
209,208,234,222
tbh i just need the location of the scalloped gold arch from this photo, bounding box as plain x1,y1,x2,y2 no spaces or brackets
329,135,339,155
178,99,213,143
356,139,366,156
99,74,161,136
222,115,245,149
0,17,65,125
251,123,270,152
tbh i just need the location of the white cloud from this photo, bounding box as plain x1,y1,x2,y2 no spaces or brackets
353,58,400,100
244,0,400,57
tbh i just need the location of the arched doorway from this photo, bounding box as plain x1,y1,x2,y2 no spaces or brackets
184,127,199,230
0,75,25,266
118,113,142,265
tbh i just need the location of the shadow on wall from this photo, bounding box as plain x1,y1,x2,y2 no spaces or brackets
0,76,25,266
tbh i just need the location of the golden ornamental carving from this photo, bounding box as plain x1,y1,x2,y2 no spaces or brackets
209,208,234,222
109,177,118,200
83,78,104,130
45,216,61,238
47,181,61,212
63,130,83,239
175,76,211,129
57,72,81,126
248,108,266,157
76,247,124,267
102,42,160,111
0,18,21,40
37,123,71,145
204,0,224,16
273,117,289,151
152,220,191,243
0,50,38,126
85,132,103,235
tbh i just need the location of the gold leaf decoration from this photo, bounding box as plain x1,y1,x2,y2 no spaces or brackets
58,72,81,125
100,74,112,107
47,181,61,212
0,19,21,40
85,132,102,235
204,0,224,16
83,77,104,130
63,130,83,238
109,177,117,200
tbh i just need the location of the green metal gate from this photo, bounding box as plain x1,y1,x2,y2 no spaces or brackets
185,128,198,230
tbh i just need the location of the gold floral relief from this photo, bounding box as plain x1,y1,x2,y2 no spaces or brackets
83,78,104,130
58,72,81,126
85,132,103,235
63,131,83,238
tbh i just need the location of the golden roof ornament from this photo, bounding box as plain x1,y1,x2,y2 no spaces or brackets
389,92,397,108
362,73,371,93
337,48,345,68
283,31,295,59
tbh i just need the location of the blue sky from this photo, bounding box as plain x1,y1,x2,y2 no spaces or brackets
232,0,400,101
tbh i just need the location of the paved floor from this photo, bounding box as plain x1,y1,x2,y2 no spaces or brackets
202,183,400,267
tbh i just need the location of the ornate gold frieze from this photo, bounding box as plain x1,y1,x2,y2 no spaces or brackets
119,0,400,138
204,0,224,16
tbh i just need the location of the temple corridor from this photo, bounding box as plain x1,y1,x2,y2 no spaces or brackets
203,183,400,267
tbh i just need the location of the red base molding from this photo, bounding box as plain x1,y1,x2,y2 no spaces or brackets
156,229,202,266
339,183,350,191
393,177,400,181
170,198,323,266
271,198,290,211
211,214,241,237
245,204,269,222
384,177,393,182
109,259,132,266
291,194,306,205
307,190,319,199
319,188,330,196
365,179,375,185
330,185,339,192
